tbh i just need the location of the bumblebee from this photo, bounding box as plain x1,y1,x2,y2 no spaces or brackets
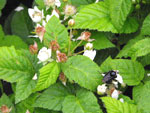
102,70,117,84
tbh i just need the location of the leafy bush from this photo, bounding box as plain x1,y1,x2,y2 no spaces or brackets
0,0,150,113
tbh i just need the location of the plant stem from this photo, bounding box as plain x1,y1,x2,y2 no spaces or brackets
74,49,85,55
71,40,83,53
68,28,72,56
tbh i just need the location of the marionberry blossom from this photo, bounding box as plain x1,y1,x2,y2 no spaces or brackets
29,41,38,54
0,105,12,113
56,51,68,63
28,6,44,23
59,72,67,86
68,19,75,27
84,43,93,50
50,40,60,51
44,0,61,9
35,24,46,42
95,0,99,3
119,98,124,103
111,89,120,99
46,9,60,22
97,84,107,95
26,109,30,113
83,50,96,60
32,73,38,80
37,47,52,62
77,31,95,42
64,4,76,19
115,72,126,87
15,6,24,12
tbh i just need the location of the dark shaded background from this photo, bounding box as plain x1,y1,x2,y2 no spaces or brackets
0,0,34,25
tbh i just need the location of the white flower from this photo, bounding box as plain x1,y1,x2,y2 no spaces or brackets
46,10,59,22
37,47,52,62
26,110,30,113
55,0,61,7
97,84,107,95
119,98,124,103
28,6,44,23
44,0,61,8
111,89,119,99
95,0,99,3
147,73,150,76
32,73,38,80
84,43,93,50
83,50,96,60
115,73,124,85
64,4,76,16
15,6,24,12
112,80,118,88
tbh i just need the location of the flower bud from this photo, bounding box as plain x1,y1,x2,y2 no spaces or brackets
84,43,93,50
0,105,12,113
50,40,60,51
97,84,107,95
64,4,76,16
68,19,75,27
56,51,68,62
135,4,141,10
29,42,38,54
59,72,67,86
35,26,46,42
26,110,30,113
77,31,95,42
132,0,136,4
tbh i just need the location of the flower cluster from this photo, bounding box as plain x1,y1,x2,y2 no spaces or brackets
97,70,125,102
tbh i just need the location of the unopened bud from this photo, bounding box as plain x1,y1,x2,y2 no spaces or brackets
56,51,68,62
84,43,93,50
50,40,60,51
68,19,75,27
35,26,46,42
29,42,38,54
135,4,141,10
132,0,136,4
59,72,67,86
0,105,12,113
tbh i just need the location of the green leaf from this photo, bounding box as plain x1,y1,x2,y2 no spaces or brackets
128,38,150,59
101,97,140,113
100,57,145,86
0,94,15,113
0,0,6,10
34,83,71,111
44,16,69,49
68,0,95,7
0,47,35,83
62,55,102,91
15,76,36,103
34,108,60,113
35,0,45,9
11,6,33,39
117,35,145,58
74,2,138,34
141,14,150,35
0,25,5,39
108,0,132,31
62,88,102,113
16,94,38,113
92,32,115,50
35,61,60,91
133,81,150,113
0,35,28,49
137,54,150,66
